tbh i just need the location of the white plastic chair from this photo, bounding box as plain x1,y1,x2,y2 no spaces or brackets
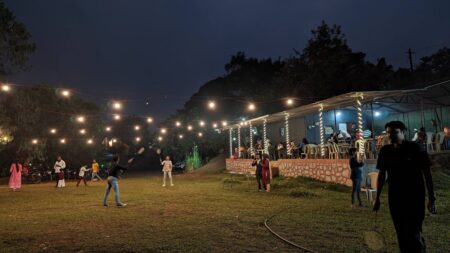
364,172,379,204
434,132,445,152
426,132,434,152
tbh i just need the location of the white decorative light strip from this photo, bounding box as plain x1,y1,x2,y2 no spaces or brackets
319,105,325,157
229,128,233,158
285,113,290,145
237,126,241,158
249,121,254,156
357,95,365,155
263,118,268,154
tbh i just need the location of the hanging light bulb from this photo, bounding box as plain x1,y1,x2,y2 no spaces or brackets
187,125,193,131
147,117,153,123
113,114,121,121
112,102,122,110
87,139,93,144
160,128,167,134
61,89,70,97
1,84,11,92
175,121,181,127
134,125,140,131
248,103,256,111
76,116,85,123
50,128,57,134
60,138,66,144
208,101,216,110
105,126,111,132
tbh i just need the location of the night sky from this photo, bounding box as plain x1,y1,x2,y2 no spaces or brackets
4,0,450,122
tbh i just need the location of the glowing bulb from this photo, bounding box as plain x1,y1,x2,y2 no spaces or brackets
336,111,342,117
146,117,153,123
198,132,203,137
60,138,66,144
286,99,294,106
112,138,117,143
1,84,11,92
79,129,86,135
135,137,141,142
113,102,122,110
76,116,85,123
134,125,140,131
179,134,183,139
199,121,205,127
158,136,163,141
105,126,111,132
87,139,93,144
208,101,216,109
175,121,181,127
50,128,57,134
61,90,70,97
222,121,228,126
213,123,218,128
31,139,38,144
187,125,193,131
248,103,255,111
114,114,121,120
374,111,381,117
160,128,167,134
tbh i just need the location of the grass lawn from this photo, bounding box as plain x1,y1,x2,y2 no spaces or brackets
0,172,449,253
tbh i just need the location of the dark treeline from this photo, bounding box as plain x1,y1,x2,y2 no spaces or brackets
157,21,450,162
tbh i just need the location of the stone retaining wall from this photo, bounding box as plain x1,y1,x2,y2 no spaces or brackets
226,158,352,186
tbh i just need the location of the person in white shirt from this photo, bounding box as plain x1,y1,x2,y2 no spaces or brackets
161,156,173,187
76,165,90,187
54,156,66,187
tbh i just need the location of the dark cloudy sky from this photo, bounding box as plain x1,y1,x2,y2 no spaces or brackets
4,0,450,122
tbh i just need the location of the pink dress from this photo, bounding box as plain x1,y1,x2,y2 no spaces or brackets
9,163,22,190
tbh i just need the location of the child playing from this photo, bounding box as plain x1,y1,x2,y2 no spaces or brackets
57,170,65,188
349,148,364,207
76,165,90,187
161,156,173,187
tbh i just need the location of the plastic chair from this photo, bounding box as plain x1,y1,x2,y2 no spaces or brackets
434,132,445,152
364,172,379,203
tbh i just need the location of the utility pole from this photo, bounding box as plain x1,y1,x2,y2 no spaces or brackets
407,48,414,72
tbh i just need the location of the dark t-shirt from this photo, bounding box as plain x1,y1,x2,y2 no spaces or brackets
376,141,432,211
108,163,127,178
350,158,364,181
252,159,263,173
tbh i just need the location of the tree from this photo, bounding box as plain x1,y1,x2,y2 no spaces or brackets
0,1,36,78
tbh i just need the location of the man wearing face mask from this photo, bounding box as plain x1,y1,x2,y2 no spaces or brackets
373,121,436,253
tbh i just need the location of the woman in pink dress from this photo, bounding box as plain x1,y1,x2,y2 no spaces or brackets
9,160,23,191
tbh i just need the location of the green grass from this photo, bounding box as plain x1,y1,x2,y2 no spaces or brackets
0,172,449,253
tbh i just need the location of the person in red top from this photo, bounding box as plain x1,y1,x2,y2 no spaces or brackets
9,159,22,191
261,154,271,192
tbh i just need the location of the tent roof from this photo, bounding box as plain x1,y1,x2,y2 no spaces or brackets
224,80,450,129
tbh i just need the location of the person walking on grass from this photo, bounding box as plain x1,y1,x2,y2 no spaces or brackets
53,155,66,187
91,159,102,181
251,155,265,191
161,156,173,187
9,159,22,191
373,121,436,253
349,148,364,208
261,154,271,192
103,155,127,207
76,165,90,187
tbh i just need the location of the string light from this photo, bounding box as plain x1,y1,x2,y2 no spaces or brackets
179,134,183,139
198,132,203,137
160,128,167,134
222,121,228,127
187,125,193,131
60,138,66,144
212,123,218,128
135,137,141,142
146,117,153,123
158,136,163,141
76,116,85,123
50,128,57,134
208,101,216,110
61,90,70,97
248,103,256,111
319,105,325,157
1,84,11,92
105,126,111,132
357,95,365,155
285,113,290,146
113,114,121,121
134,125,140,131
237,126,241,158
31,139,38,144
112,138,117,143
79,129,86,135
249,121,254,156
175,121,181,127
112,102,122,110
229,128,233,157
87,139,93,144
199,121,205,127
286,98,294,106
263,118,268,154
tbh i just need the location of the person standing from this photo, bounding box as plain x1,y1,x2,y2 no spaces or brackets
261,154,271,192
91,159,102,181
373,121,436,253
9,159,22,191
161,156,174,187
57,170,65,188
53,156,66,187
76,165,90,187
349,148,364,208
103,156,127,207
251,155,265,191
